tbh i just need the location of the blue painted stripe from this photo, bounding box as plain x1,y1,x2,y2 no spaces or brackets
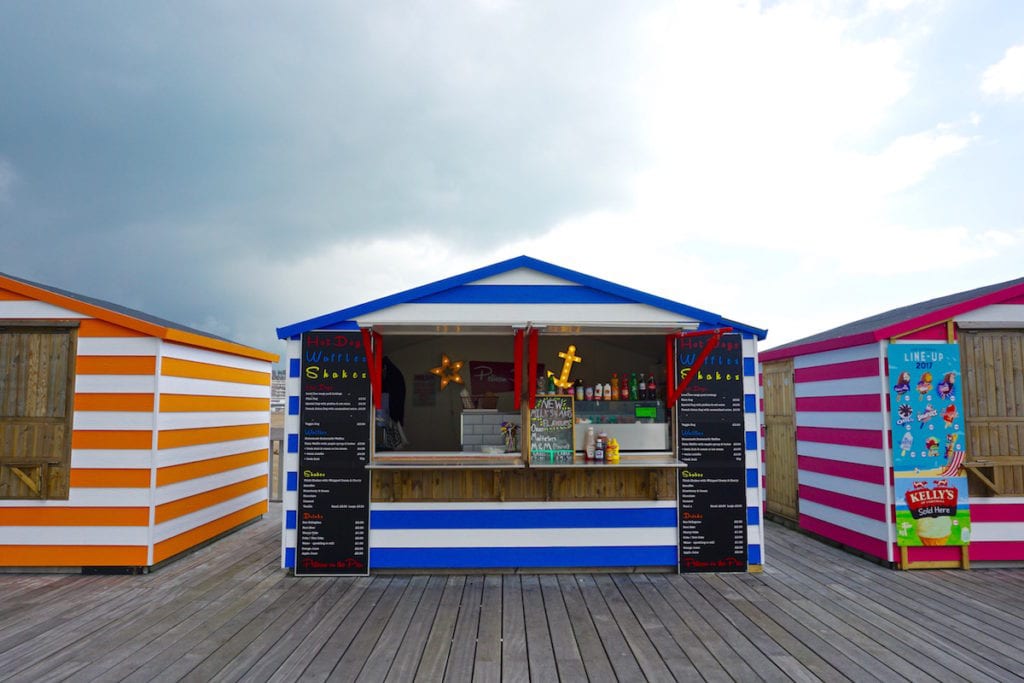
370,545,677,569
289,357,300,377
746,468,759,488
288,395,299,415
285,547,295,568
286,471,298,491
747,506,760,526
410,285,633,305
748,544,761,565
285,510,297,529
745,431,758,450
744,394,757,413
287,433,298,453
371,507,676,530
744,357,755,375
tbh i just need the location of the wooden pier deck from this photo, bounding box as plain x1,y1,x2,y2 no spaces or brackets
2,504,1023,682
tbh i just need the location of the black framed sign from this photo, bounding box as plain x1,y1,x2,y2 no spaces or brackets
529,394,575,464
296,330,371,576
676,332,747,572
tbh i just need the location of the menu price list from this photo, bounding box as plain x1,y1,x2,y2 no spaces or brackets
295,467,369,575
677,421,744,467
678,467,747,572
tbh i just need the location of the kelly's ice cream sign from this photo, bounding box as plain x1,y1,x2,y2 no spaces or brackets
889,343,971,548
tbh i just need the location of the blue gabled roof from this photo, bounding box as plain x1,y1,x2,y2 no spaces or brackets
277,255,766,339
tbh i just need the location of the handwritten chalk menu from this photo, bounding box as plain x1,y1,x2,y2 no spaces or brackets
676,333,747,572
296,330,371,576
529,395,575,464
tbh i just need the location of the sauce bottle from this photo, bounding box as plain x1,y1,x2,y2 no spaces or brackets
610,373,619,400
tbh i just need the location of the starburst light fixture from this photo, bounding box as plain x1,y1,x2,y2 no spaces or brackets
430,354,465,390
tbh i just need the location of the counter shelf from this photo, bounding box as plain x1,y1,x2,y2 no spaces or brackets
369,451,525,469
528,452,683,468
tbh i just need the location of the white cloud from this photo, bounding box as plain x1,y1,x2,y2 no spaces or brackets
981,44,1024,98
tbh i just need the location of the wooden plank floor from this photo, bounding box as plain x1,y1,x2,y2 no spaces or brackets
2,505,1023,682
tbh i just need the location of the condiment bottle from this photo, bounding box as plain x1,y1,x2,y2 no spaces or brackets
610,373,619,400
602,382,612,401
584,426,595,461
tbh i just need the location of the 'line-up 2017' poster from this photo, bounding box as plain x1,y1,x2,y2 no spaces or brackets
888,343,971,547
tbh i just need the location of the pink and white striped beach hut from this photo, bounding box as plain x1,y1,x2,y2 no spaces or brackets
760,277,1024,568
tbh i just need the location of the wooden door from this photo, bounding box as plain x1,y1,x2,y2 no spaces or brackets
763,359,798,520
961,330,1024,495
0,324,77,499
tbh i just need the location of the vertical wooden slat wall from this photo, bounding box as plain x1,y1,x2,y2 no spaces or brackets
961,330,1024,495
762,359,798,521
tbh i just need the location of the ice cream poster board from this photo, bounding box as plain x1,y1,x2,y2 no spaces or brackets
888,343,971,547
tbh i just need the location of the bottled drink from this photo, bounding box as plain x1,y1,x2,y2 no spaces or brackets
620,374,630,400
629,373,639,400
647,374,657,401
610,373,619,400
638,375,647,399
575,379,584,401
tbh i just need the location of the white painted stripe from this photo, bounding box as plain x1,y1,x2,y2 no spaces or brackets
162,341,273,373
798,471,888,504
796,411,885,430
152,489,266,543
0,526,149,545
155,437,269,468
369,527,676,548
0,301,88,318
473,269,576,286
970,522,1024,542
0,488,150,507
72,412,154,430
358,303,696,325
743,376,757,396
800,500,890,541
72,449,153,469
794,343,881,369
745,450,761,469
77,337,159,356
797,440,886,467
158,376,271,398
747,525,762,546
157,411,270,430
371,500,678,511
154,463,267,505
795,376,881,397
75,375,157,393
954,304,1024,328
971,497,1024,506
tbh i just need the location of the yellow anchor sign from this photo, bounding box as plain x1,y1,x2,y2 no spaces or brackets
549,344,582,390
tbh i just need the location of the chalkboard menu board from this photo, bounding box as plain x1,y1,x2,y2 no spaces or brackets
676,333,747,572
296,331,371,576
529,395,575,464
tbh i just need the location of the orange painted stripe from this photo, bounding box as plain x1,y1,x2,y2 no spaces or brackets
0,288,31,301
161,357,269,386
76,355,156,375
0,545,148,567
155,475,267,524
74,393,155,412
70,469,151,488
152,500,267,563
159,395,270,412
158,423,267,450
72,430,153,450
157,449,267,486
0,507,149,526
78,319,147,338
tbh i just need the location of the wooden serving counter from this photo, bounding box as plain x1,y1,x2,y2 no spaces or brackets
369,451,678,503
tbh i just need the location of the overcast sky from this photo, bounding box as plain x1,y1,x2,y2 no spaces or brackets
2,1,1023,360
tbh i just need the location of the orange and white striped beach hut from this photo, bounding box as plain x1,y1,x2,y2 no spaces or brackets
0,272,277,570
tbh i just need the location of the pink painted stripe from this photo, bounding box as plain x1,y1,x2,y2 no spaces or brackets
970,502,1024,523
760,332,878,362
799,484,887,522
800,514,888,560
798,455,886,485
795,358,879,383
899,541,1024,563
1007,294,1024,305
797,426,885,450
796,394,882,412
